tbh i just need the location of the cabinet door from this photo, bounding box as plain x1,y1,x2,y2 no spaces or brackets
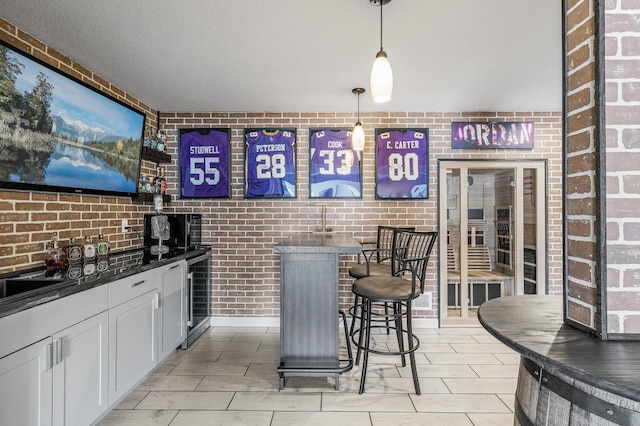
0,338,53,426
108,290,158,405
52,311,108,426
157,261,186,361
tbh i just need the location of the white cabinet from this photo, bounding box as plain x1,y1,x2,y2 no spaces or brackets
157,261,186,361
53,311,109,426
0,256,193,424
0,338,52,426
0,310,108,426
108,269,158,405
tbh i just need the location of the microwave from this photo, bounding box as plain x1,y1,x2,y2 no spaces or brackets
143,213,202,249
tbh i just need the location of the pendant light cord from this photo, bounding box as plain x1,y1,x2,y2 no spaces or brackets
379,1,384,51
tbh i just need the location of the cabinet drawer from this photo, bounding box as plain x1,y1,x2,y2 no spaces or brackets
109,269,157,308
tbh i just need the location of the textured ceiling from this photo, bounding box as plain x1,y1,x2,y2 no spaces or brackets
1,0,562,113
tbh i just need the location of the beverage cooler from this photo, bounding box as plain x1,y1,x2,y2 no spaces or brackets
182,252,211,348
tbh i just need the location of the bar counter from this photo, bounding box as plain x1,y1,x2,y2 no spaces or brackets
478,295,640,425
274,233,361,390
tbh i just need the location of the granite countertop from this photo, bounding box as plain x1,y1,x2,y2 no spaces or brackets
478,295,640,402
273,232,362,254
0,246,211,319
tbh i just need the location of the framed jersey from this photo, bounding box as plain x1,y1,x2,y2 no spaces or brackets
244,128,297,198
375,128,429,200
309,128,362,199
179,128,231,198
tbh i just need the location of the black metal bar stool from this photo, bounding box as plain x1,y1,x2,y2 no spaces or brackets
348,226,414,339
350,230,437,394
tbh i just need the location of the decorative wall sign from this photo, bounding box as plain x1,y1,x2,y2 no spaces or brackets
309,128,362,198
451,122,535,149
179,128,231,198
244,128,297,198
375,128,429,199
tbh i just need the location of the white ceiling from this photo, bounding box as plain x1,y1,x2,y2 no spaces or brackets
1,0,562,114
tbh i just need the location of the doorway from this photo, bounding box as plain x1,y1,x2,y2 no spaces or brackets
438,160,547,326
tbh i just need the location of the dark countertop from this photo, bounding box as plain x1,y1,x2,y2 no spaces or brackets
478,295,640,402
0,246,211,319
273,232,362,254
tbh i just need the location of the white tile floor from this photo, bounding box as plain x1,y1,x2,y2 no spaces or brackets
98,320,518,426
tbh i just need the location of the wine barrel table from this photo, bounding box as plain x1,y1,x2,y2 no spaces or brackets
478,295,640,426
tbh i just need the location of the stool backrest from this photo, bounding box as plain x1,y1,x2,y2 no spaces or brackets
394,230,438,298
376,225,415,265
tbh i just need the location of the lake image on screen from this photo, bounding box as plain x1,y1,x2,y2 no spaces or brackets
4,139,139,192
0,44,144,194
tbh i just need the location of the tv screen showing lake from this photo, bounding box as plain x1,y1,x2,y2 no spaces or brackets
0,41,145,196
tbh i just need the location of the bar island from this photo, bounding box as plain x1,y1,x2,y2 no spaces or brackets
273,233,362,390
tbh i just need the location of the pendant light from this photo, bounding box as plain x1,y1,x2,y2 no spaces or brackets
370,0,393,103
352,88,365,152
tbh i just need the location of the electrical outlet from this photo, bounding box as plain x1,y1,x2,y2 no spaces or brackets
121,219,128,233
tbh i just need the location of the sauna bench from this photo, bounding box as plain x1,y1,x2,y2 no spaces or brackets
478,295,640,426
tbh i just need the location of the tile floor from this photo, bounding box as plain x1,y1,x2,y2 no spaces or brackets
98,320,519,426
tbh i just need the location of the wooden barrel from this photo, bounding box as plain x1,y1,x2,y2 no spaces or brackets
514,356,640,426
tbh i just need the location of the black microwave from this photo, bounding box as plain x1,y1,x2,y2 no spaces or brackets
143,213,202,249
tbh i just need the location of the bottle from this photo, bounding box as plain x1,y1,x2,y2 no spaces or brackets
160,177,167,195
83,235,96,261
156,130,166,152
143,129,151,147
64,237,83,264
150,129,158,150
96,234,110,257
45,237,67,269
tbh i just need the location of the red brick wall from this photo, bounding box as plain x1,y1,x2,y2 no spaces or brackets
0,19,158,273
161,112,564,318
0,18,564,321
564,0,599,331
604,0,640,335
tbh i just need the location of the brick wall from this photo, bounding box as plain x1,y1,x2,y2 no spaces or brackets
161,112,564,318
0,18,564,321
0,18,159,273
605,0,640,335
564,0,600,332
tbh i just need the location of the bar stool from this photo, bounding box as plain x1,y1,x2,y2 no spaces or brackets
351,230,437,394
348,226,414,338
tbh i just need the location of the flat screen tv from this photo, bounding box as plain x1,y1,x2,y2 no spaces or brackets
0,40,145,197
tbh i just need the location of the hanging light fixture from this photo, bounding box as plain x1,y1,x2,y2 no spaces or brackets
352,87,366,152
370,0,393,103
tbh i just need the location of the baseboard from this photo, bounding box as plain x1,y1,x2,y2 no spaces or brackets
210,316,439,329
210,316,280,327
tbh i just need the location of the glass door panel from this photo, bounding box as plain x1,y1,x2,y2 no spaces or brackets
439,160,546,325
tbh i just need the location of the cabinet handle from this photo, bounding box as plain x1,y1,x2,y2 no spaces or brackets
54,338,63,365
169,264,180,270
131,280,146,287
187,272,194,326
154,293,160,310
46,343,53,370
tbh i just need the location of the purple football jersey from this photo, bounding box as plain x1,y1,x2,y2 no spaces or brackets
245,130,296,197
180,130,230,198
376,130,428,199
310,129,361,197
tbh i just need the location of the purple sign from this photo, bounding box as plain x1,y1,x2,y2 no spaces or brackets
179,128,231,198
452,122,535,149
375,129,429,199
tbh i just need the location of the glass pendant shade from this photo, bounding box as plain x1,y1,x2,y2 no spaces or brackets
371,49,393,103
352,121,365,151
